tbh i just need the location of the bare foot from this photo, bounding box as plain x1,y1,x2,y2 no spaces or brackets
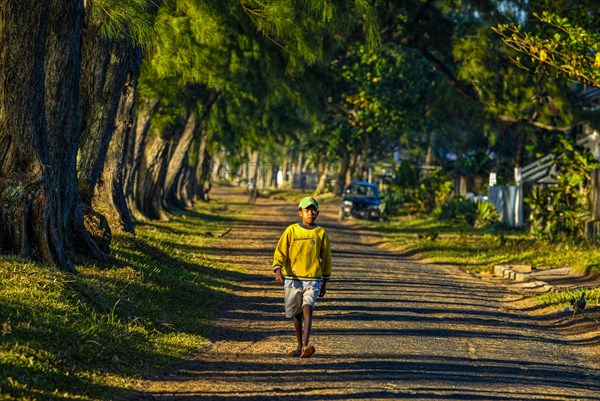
300,345,315,358
288,348,302,357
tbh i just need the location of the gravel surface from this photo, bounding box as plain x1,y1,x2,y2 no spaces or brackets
140,188,600,400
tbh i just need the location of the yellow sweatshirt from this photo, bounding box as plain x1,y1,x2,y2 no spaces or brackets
272,223,331,281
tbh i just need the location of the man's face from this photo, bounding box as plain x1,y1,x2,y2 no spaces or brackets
299,205,318,226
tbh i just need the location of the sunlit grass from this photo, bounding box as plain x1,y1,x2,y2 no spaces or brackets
534,287,600,309
376,215,600,273
0,198,245,400
373,215,600,307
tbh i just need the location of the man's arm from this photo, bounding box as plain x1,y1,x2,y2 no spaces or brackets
320,231,331,297
319,280,327,297
272,227,291,284
321,231,332,280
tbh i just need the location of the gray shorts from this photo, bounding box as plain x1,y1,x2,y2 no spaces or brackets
284,279,321,318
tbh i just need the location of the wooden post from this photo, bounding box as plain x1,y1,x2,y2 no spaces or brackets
590,169,600,220
587,169,600,239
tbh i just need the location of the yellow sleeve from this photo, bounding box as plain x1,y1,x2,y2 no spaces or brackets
272,225,292,271
321,231,332,280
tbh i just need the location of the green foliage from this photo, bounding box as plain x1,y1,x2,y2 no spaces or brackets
439,196,478,226
136,0,380,170
526,136,600,241
385,163,453,215
393,160,420,188
454,25,573,131
535,287,600,309
376,215,600,275
453,150,494,176
416,170,454,214
474,200,500,228
88,0,156,50
237,0,380,74
380,188,404,217
307,41,442,180
495,2,600,87
439,197,499,228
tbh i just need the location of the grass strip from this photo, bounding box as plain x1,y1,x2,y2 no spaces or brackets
372,215,600,308
0,199,247,400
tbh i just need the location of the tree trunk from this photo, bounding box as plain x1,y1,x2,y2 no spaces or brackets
514,125,527,169
77,8,140,209
425,130,438,166
334,153,350,195
357,132,371,180
93,69,139,233
247,150,260,202
269,164,278,188
175,159,194,208
136,133,170,221
297,152,305,189
346,152,359,186
211,149,225,182
195,129,212,202
124,98,160,221
47,0,113,260
162,111,197,211
314,162,330,195
0,0,84,270
280,158,289,188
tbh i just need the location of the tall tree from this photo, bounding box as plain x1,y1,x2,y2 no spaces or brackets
80,0,158,234
0,0,80,270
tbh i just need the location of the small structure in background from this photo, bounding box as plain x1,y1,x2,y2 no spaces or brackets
488,125,600,229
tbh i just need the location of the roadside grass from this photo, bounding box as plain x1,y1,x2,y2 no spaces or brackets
371,215,600,308
0,199,249,400
535,287,600,309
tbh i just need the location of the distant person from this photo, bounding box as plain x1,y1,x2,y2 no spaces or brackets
272,196,332,358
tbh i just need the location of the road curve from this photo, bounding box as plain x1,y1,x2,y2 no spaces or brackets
141,188,600,400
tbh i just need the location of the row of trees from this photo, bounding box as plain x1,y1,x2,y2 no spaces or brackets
1,0,598,269
0,0,375,270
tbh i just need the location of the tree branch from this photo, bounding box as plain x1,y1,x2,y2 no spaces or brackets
497,114,572,133
415,45,478,102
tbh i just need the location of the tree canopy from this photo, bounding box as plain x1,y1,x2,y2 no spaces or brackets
494,0,600,87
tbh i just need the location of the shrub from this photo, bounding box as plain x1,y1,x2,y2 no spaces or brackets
474,201,500,228
525,137,599,241
439,196,477,225
381,162,454,217
380,188,404,217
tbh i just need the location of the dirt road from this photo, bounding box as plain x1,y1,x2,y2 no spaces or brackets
141,188,600,400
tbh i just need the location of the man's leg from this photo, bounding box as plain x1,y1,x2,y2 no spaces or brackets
302,304,313,347
291,312,303,356
300,305,315,358
285,284,303,357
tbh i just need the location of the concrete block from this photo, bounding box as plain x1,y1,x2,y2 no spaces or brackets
510,264,533,273
494,265,507,277
514,272,530,282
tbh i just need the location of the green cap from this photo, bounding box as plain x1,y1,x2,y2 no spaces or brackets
298,196,319,210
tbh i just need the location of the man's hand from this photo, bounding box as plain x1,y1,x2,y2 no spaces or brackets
319,281,327,298
274,268,283,284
